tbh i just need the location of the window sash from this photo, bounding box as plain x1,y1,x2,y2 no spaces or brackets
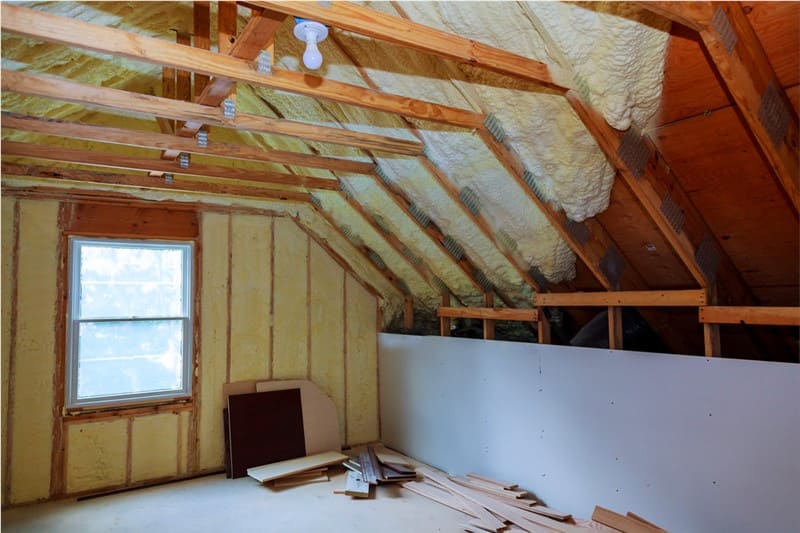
66,238,193,409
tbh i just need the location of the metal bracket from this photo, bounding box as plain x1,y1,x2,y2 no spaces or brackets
256,50,272,75
196,130,208,148
711,7,738,54
617,128,649,180
164,173,174,185
222,98,236,120
758,80,791,148
178,152,190,169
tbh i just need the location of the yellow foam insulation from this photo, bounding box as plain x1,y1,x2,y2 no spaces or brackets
197,211,229,472
8,199,59,503
65,419,127,494
345,275,379,446
131,413,179,483
309,240,347,445
229,214,271,382
1,197,16,500
271,218,309,379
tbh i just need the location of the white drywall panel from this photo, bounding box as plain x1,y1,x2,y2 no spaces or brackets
379,334,800,533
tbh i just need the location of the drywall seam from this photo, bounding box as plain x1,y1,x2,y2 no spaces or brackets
272,218,310,379
130,413,179,483
65,419,127,494
1,198,19,506
345,274,379,446
309,239,347,444
9,199,59,504
229,214,271,382
197,212,229,471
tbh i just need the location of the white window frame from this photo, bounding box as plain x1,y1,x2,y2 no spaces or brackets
66,237,194,409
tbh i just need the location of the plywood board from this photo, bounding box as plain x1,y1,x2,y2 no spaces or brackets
9,199,59,503
272,218,309,379
198,212,230,472
227,389,305,478
344,470,370,498
255,380,341,454
247,451,347,483
229,214,271,382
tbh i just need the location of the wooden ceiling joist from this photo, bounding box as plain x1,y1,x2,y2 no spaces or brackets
0,4,483,130
534,289,708,307
1,163,310,203
417,156,545,293
641,2,799,212
436,307,539,322
3,113,375,175
1,70,422,155
699,306,800,327
248,1,566,90
1,141,339,192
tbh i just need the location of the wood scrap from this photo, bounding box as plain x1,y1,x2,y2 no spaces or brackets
247,451,347,483
273,473,329,488
345,470,371,498
381,461,416,476
358,447,382,485
626,512,666,532
592,506,662,533
494,497,571,522
451,475,528,499
380,462,417,482
500,498,538,508
402,480,476,516
467,472,519,490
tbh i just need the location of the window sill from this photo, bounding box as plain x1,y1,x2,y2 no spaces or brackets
63,397,193,422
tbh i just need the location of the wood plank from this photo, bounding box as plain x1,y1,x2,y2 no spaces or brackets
626,512,666,532
249,1,563,89
537,308,551,344
608,306,623,350
159,65,176,134
592,506,662,533
0,4,483,129
2,113,375,175
440,293,452,337
1,163,309,203
466,473,518,490
451,476,526,500
496,499,572,522
1,141,339,192
67,203,198,239
699,306,800,326
273,472,329,488
402,480,475,517
1,69,423,156
247,451,348,483
482,293,496,340
344,470,370,498
404,296,414,330
193,1,211,98
641,2,800,212
534,289,707,307
437,307,539,322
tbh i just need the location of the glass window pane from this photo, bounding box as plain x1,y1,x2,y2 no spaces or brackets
79,244,185,319
76,320,184,399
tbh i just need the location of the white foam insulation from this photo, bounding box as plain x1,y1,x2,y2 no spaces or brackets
1,1,671,321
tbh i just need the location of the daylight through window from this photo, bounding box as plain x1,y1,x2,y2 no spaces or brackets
66,238,193,408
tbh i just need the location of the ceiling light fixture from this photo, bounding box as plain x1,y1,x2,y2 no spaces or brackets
293,18,328,70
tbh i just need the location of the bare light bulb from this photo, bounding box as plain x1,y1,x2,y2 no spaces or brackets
302,34,323,69
294,19,328,71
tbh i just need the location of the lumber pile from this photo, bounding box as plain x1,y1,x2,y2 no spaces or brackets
337,445,418,499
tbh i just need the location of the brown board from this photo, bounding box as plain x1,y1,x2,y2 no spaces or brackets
227,388,305,478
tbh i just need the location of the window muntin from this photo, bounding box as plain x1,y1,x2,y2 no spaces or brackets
67,238,193,408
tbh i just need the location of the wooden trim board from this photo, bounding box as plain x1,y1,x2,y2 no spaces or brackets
247,451,348,483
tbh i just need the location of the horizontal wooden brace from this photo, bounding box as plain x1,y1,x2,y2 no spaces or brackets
437,307,539,322
534,289,707,307
699,306,800,326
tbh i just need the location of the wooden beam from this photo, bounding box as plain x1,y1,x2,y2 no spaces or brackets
1,163,309,203
640,2,799,211
248,1,565,90
0,4,483,129
608,306,623,350
158,65,176,134
437,307,539,322
483,292,495,340
404,296,414,330
534,289,707,307
592,506,662,533
175,31,193,133
699,306,800,327
567,92,711,287
2,113,375,175
537,307,551,344
1,69,423,155
418,156,544,293
440,293,451,337
193,1,210,101
1,141,340,192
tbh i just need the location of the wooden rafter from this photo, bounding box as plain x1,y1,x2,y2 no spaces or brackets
1,141,339,192
417,156,545,293
640,2,799,212
534,289,708,307
699,306,800,327
335,188,465,306
1,70,422,155
0,4,483,130
248,1,566,90
1,163,309,203
437,307,539,322
2,113,374,175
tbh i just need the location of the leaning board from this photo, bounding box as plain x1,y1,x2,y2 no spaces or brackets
247,451,348,483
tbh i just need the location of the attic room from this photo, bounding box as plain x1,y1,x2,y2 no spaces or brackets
0,1,798,531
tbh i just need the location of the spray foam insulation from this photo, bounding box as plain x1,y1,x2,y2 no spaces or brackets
1,1,670,316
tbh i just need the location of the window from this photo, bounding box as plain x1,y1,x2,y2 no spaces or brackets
66,238,193,409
